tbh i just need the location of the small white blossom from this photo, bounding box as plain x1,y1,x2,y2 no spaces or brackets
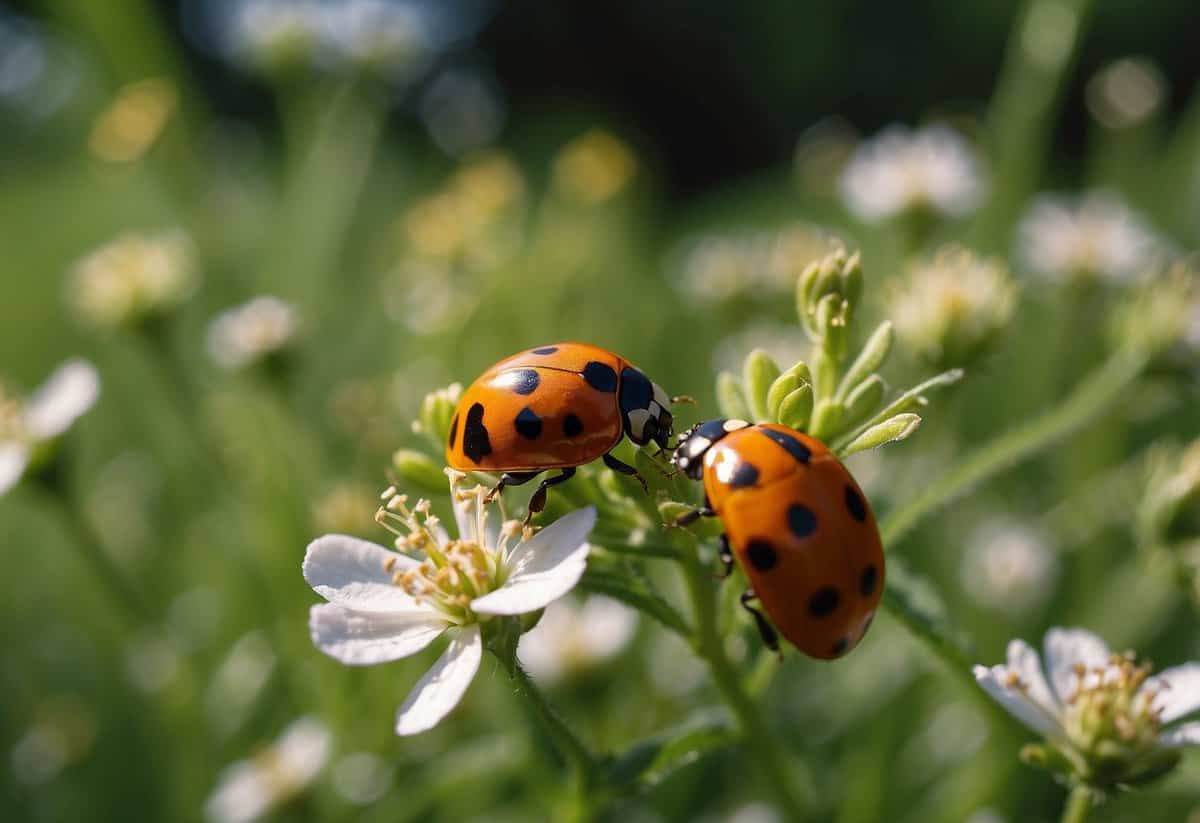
206,717,332,823
1086,58,1165,130
974,627,1200,787
518,595,638,685
207,296,299,370
67,231,195,329
0,360,100,496
303,471,595,735
962,520,1058,615
1017,191,1160,282
889,247,1018,365
331,752,392,805
840,124,985,222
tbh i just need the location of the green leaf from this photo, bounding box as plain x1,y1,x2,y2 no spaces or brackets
837,321,893,402
392,449,450,494
716,371,752,421
742,350,781,422
777,384,814,431
580,567,691,637
838,413,921,456
607,713,735,788
881,555,974,669
807,398,844,440
842,374,885,430
833,369,962,451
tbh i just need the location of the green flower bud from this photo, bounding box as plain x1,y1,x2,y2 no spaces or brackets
837,321,893,402
715,371,752,421
413,383,462,449
777,384,814,431
839,413,921,456
742,349,781,422
807,398,844,441
797,249,861,343
391,449,450,494
842,374,886,430
1110,262,1197,356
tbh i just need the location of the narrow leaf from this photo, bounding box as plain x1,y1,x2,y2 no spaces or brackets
715,371,752,421
580,567,691,637
837,321,893,401
839,413,921,456
742,350,781,422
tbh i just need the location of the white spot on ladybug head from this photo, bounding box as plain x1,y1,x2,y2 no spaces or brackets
627,408,652,442
652,382,671,411
723,419,750,432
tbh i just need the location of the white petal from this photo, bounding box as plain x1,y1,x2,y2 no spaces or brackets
273,717,333,785
471,507,595,615
1043,627,1111,705
24,359,100,439
1005,639,1060,716
0,442,30,496
1159,721,1200,748
302,535,433,615
1142,662,1200,724
309,604,446,665
395,625,481,736
973,664,1060,737
451,482,475,542
206,760,271,823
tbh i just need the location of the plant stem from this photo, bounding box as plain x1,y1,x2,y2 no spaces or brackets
678,542,813,818
496,653,598,798
880,349,1148,548
1060,785,1096,823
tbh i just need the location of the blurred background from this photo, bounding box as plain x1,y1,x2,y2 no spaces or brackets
1,0,1198,821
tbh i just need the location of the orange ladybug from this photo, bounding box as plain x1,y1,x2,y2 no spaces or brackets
672,419,883,659
446,343,674,517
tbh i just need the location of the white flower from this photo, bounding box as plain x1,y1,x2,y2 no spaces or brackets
0,359,100,496
889,247,1018,365
974,627,1200,786
206,717,332,823
518,595,638,685
961,519,1058,615
207,296,299,370
303,471,595,735
67,231,195,328
1017,191,1160,282
839,124,985,222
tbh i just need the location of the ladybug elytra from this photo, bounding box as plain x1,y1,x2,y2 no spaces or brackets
673,419,884,659
446,343,674,518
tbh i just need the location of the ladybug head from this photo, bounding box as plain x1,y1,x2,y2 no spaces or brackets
672,418,751,480
618,367,673,450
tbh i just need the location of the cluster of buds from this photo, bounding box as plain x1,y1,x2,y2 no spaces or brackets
1109,261,1197,357
1137,439,1200,604
718,249,959,458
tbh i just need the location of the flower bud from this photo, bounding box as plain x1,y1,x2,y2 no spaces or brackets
391,450,449,495
741,350,781,422
797,249,861,345
413,383,462,449
777,385,814,432
715,371,752,421
840,413,922,457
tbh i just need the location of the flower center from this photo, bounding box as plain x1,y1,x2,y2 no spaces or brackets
373,483,522,624
0,386,29,444
1060,652,1163,756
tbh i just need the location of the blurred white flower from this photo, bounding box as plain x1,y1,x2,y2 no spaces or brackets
975,627,1200,787
332,751,392,805
206,631,278,737
839,124,985,222
1017,191,1160,282
671,222,842,304
518,595,638,685
712,323,809,376
0,359,100,496
207,296,299,370
890,247,1018,366
303,471,595,735
962,519,1058,615
1086,57,1165,130
123,630,181,694
68,231,196,329
206,717,332,823
9,698,97,786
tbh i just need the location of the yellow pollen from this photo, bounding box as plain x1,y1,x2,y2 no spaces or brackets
383,556,397,573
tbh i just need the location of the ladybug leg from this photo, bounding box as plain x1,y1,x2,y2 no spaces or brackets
717,534,735,578
740,589,781,657
486,471,540,503
602,452,648,494
670,506,716,528
525,468,577,524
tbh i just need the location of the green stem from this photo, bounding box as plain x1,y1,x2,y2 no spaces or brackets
679,543,813,818
1060,785,1096,823
881,349,1148,548
495,652,598,798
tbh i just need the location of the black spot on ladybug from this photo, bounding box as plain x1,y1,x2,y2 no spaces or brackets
830,636,849,656
729,461,759,488
618,366,653,413
807,586,840,618
515,407,542,440
746,540,777,571
461,403,492,463
845,485,867,522
582,361,618,392
532,346,558,355
510,369,540,395
787,503,817,538
563,413,584,438
759,428,812,465
860,565,878,597
448,413,459,449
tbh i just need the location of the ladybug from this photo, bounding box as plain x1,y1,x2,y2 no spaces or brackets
672,419,883,659
446,343,674,518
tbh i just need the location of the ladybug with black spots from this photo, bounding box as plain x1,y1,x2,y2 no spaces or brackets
446,343,675,519
672,419,883,660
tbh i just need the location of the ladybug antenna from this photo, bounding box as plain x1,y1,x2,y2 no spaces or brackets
671,395,697,406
